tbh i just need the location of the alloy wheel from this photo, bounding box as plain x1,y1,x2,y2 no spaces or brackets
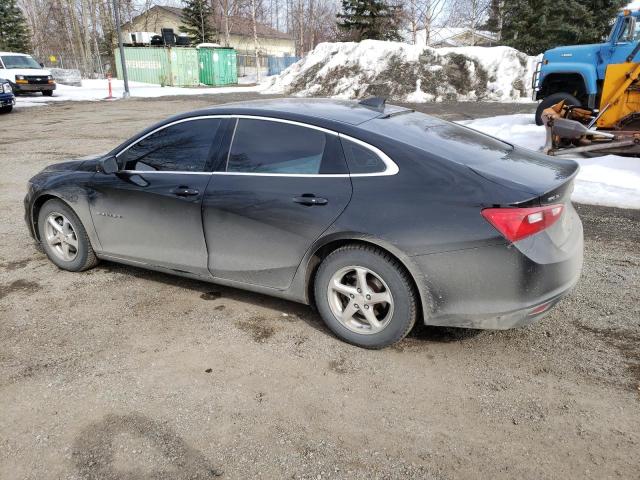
327,265,394,334
44,212,79,262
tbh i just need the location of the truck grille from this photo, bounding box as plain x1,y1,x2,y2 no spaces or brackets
24,75,49,84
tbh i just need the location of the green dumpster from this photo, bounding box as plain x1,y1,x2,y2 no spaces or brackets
198,47,238,86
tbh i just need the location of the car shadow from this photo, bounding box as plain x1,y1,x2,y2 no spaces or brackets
94,261,483,346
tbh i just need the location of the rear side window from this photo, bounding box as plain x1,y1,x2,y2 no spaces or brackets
227,119,327,174
119,118,222,172
341,138,386,174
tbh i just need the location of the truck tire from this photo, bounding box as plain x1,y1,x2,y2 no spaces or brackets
535,92,581,126
42,90,53,97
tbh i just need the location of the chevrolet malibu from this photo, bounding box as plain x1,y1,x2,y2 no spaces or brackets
24,98,583,348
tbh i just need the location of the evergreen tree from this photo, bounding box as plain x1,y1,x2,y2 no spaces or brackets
482,0,504,38
0,0,31,53
181,0,217,44
337,0,403,41
502,0,625,55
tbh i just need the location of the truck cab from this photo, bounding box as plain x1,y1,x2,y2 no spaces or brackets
0,52,56,97
533,8,640,124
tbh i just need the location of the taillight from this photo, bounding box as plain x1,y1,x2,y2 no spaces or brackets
481,204,564,242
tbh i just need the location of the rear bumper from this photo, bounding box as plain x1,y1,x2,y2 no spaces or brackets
413,209,584,330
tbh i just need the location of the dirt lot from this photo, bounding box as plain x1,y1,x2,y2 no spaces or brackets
1,94,639,480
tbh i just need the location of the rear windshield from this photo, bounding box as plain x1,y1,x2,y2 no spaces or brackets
364,111,513,162
1,55,41,69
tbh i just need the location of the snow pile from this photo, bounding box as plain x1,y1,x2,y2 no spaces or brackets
461,114,640,209
14,78,263,108
262,40,537,102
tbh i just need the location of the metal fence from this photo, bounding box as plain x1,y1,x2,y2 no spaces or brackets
267,56,300,76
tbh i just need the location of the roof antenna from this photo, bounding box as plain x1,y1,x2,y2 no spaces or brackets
359,97,386,110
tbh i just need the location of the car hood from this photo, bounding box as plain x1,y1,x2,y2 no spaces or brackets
544,44,603,63
42,153,105,173
4,68,51,80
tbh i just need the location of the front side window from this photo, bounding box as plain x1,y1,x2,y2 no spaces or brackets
617,17,640,42
119,118,222,172
227,119,327,174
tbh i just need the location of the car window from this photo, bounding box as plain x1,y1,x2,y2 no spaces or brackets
119,118,222,172
227,119,327,174
617,17,640,42
341,138,386,174
0,55,41,69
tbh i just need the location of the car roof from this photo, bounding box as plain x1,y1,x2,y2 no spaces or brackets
191,98,412,126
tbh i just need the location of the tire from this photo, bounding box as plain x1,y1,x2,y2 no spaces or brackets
37,199,98,272
42,90,53,97
0,106,12,114
314,244,417,349
535,92,581,126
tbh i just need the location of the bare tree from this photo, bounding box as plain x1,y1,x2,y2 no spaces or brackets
405,0,451,45
250,0,260,80
446,0,491,45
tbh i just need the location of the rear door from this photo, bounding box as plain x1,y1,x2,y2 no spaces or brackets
202,117,352,289
89,117,225,275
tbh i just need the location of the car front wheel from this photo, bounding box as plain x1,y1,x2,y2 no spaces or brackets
37,199,98,271
0,106,12,114
42,90,53,97
314,245,417,349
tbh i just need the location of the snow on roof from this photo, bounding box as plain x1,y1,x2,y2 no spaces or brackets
0,52,30,56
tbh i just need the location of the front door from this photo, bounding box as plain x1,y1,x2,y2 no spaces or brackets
203,117,352,290
89,117,225,275
606,15,640,69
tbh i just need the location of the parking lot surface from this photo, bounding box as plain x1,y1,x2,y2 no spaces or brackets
1,94,638,479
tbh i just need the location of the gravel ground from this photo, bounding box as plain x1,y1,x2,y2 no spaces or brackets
0,93,638,480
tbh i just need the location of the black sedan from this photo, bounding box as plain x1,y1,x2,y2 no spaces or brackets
24,98,583,348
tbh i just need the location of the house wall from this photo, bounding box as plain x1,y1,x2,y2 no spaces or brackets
122,10,295,56
122,11,184,37
226,34,294,56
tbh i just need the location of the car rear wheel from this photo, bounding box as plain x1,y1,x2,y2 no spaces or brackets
37,199,98,271
0,106,12,114
535,92,581,126
314,245,417,349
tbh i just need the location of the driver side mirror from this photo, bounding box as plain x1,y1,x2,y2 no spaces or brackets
98,156,119,174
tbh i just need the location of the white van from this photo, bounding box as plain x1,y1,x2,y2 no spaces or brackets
0,52,56,96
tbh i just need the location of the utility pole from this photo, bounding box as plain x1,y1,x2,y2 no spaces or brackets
112,0,130,98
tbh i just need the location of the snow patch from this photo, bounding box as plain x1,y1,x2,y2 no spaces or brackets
461,114,640,209
14,78,263,108
262,40,537,103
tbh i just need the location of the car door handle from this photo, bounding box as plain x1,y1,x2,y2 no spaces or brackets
171,186,199,197
293,194,328,206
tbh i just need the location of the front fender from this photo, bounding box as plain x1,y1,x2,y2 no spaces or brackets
539,62,599,95
27,173,102,252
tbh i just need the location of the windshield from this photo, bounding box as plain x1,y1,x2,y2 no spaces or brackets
1,55,42,69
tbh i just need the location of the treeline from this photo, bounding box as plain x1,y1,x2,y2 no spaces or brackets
0,0,625,76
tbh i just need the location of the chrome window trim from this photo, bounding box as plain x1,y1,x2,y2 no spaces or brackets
116,114,399,177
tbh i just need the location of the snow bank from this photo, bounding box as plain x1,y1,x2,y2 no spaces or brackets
14,79,263,108
461,114,640,209
262,40,537,103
